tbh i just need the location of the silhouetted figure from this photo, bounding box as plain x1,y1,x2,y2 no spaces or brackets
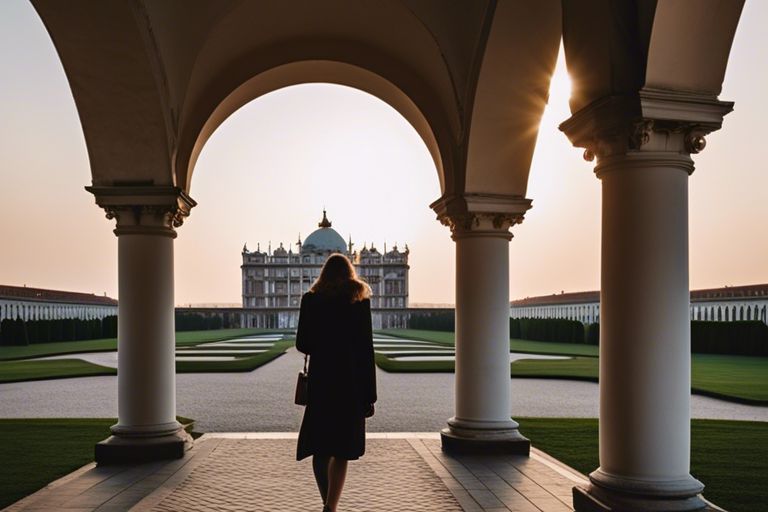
296,253,377,512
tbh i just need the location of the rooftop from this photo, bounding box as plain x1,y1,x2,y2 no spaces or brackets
0,285,117,306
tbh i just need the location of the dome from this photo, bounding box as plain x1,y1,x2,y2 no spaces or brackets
301,210,347,254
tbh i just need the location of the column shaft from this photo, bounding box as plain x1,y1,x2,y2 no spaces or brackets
599,153,693,482
114,233,179,436
453,234,514,428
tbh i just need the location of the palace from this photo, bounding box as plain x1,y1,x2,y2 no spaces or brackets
0,284,117,322
510,284,768,325
240,211,409,329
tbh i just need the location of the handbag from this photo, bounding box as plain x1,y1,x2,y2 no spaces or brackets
294,354,309,406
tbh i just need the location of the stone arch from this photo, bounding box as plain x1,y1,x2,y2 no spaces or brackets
717,306,722,321
561,1,745,114
179,59,451,195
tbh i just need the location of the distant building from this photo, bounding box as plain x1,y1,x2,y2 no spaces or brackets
0,285,117,322
510,284,768,325
240,210,409,329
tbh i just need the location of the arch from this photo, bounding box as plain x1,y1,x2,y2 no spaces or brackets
717,306,722,321
179,59,453,195
740,306,744,321
562,1,745,113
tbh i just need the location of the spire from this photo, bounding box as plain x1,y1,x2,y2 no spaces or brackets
296,233,302,250
257,242,260,252
318,209,332,228
242,242,248,253
348,234,354,254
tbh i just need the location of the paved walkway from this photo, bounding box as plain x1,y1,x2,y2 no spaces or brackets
4,434,586,512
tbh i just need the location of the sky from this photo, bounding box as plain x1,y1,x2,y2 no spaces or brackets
0,1,766,306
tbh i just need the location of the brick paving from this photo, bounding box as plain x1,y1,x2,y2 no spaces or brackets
4,434,588,512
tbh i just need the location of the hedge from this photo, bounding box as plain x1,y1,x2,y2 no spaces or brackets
691,320,768,356
175,312,225,332
408,310,454,332
510,317,586,344
0,316,118,346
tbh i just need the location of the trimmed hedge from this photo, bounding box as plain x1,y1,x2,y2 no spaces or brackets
408,310,454,332
175,312,224,332
510,317,586,344
0,316,118,346
691,321,768,356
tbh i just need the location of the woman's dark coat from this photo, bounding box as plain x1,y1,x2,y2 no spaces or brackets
295,291,377,461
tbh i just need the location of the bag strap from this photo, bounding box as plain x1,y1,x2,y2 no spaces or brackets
303,354,308,374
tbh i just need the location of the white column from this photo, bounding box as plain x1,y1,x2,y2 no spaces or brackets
433,194,531,454
562,93,733,512
452,233,516,431
88,185,195,464
114,228,178,436
593,151,704,504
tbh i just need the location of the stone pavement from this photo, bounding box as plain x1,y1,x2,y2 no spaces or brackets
4,434,587,512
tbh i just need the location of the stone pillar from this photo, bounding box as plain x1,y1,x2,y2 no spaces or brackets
87,186,196,464
432,193,532,454
561,91,733,511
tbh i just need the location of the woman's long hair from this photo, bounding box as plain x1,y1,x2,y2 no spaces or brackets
310,253,371,303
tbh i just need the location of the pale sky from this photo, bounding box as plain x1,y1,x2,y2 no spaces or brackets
0,1,766,306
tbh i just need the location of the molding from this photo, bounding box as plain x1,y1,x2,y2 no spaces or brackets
430,193,532,239
559,89,734,162
86,185,196,237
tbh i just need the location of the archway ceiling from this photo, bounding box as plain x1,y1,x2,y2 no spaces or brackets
562,0,744,115
33,0,563,202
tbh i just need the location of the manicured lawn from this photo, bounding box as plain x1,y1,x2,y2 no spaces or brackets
0,417,195,510
377,329,768,404
378,329,599,357
175,340,293,373
0,359,116,383
518,418,768,512
692,354,768,402
0,334,294,383
0,328,289,361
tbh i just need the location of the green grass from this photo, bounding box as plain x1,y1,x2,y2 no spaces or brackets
0,359,116,383
518,418,767,512
0,417,195,510
377,329,768,404
692,354,768,403
378,329,599,357
0,333,294,383
0,328,288,361
175,340,293,373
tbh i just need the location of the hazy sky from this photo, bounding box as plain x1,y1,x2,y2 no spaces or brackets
0,1,766,305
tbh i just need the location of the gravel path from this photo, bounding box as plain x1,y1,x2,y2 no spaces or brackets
1,348,765,431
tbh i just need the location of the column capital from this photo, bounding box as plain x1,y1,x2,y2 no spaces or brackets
430,193,532,240
86,185,197,238
559,89,734,164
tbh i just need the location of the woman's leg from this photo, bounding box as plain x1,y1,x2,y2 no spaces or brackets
312,455,330,504
325,457,348,511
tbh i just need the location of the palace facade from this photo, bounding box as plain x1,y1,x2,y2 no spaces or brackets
240,211,409,329
510,284,768,325
0,285,117,322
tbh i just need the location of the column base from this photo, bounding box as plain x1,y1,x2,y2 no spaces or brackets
440,422,530,456
95,428,192,465
573,469,707,512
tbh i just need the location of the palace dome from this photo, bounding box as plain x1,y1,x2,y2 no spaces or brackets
302,211,347,254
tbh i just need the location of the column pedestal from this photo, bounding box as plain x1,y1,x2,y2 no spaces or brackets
433,194,532,455
88,186,195,465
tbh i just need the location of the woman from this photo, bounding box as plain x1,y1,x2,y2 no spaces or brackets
296,253,377,512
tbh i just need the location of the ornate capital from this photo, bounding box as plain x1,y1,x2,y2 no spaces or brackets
430,193,532,240
560,89,734,166
86,185,196,238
